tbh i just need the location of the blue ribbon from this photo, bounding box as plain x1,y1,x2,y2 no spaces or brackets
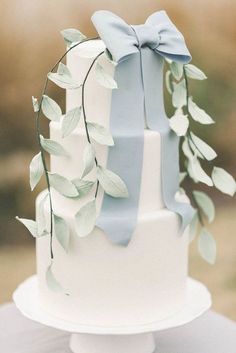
92,10,196,245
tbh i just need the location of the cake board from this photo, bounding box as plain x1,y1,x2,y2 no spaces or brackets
13,275,211,353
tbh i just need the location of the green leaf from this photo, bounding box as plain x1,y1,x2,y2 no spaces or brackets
165,70,172,94
97,166,129,198
104,48,117,66
32,96,39,112
95,62,117,89
81,144,95,178
185,64,207,80
182,138,194,160
57,62,72,77
46,263,63,292
49,173,79,198
188,97,214,125
40,135,69,157
189,212,199,242
193,190,215,223
37,192,49,236
172,79,187,108
189,132,217,161
169,111,189,136
179,171,187,184
72,178,95,198
75,199,96,237
62,107,81,137
61,28,86,45
41,95,61,121
212,167,236,196
15,217,38,237
29,152,44,191
87,122,114,146
188,156,213,186
54,214,70,252
170,61,183,80
198,228,216,264
47,72,81,90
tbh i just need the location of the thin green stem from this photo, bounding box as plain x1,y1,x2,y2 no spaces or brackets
35,37,99,259
81,50,104,198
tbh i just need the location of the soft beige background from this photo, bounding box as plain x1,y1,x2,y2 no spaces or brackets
0,0,235,319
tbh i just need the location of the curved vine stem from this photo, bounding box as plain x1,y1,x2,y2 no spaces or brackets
81,50,105,199
35,37,99,259
183,65,206,227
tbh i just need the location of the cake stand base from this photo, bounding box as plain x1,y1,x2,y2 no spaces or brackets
70,332,155,353
13,275,211,353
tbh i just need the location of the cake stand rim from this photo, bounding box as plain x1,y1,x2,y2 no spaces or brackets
13,275,211,335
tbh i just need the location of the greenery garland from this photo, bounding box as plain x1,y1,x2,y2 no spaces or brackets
16,28,236,290
166,60,235,264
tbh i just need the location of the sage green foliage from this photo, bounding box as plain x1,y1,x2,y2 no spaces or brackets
166,59,236,264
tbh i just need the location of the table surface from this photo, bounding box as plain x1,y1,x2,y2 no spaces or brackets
0,303,236,353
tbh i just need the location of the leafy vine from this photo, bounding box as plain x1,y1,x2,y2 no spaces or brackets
166,60,236,264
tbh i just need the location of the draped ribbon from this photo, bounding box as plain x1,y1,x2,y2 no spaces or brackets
92,10,196,246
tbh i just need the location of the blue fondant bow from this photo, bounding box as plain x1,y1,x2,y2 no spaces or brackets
92,10,196,246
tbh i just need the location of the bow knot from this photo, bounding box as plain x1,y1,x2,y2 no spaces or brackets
131,24,161,50
92,10,191,64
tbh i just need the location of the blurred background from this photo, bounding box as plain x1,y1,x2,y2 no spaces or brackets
0,0,235,319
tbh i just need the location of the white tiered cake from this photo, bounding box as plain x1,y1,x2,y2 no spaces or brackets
36,40,190,327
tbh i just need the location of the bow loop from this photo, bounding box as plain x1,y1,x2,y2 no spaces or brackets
92,10,191,64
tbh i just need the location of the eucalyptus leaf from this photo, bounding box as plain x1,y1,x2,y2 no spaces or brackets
81,144,95,178
189,212,199,243
46,263,63,292
188,139,204,159
179,172,187,184
188,156,213,186
57,62,72,77
48,72,81,90
37,192,49,236
32,96,39,112
87,122,114,146
182,138,194,160
170,61,183,80
212,167,236,196
62,107,81,137
72,178,95,198
193,190,215,223
169,112,189,136
95,62,117,89
41,95,61,121
49,173,79,198
165,70,172,94
54,214,70,252
104,48,117,66
97,166,129,198
185,64,207,80
15,216,38,237
172,79,187,108
188,97,214,125
190,132,217,161
40,135,69,157
61,28,86,45
29,152,44,191
75,199,96,237
198,228,216,264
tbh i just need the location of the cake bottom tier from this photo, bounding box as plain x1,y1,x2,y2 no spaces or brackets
36,193,189,327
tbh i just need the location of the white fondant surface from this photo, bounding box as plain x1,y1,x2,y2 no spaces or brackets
50,123,164,215
36,192,189,327
35,40,193,328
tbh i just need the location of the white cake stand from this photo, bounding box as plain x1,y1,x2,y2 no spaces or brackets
13,275,211,353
